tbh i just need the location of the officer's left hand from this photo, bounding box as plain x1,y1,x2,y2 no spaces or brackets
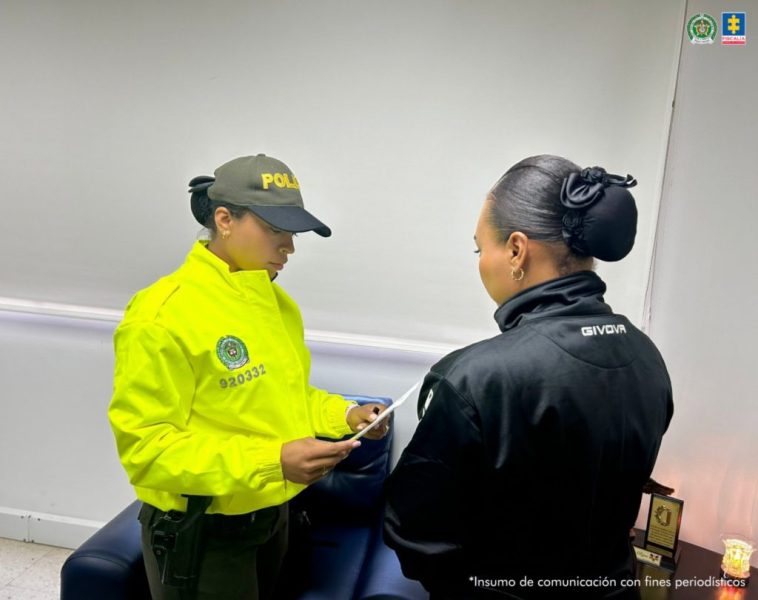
346,403,391,440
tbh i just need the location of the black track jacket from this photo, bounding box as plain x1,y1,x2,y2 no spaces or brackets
384,271,673,598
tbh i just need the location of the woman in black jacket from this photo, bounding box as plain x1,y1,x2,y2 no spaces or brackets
384,155,673,599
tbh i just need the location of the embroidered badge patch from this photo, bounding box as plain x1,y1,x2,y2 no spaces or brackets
216,336,249,370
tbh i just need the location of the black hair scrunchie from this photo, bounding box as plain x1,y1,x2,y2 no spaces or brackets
189,175,216,225
560,167,638,262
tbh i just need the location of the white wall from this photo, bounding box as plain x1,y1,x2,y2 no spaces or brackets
0,0,683,347
0,312,125,545
640,0,758,565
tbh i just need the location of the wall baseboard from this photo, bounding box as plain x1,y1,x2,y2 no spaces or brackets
0,506,28,541
0,295,455,357
0,506,104,549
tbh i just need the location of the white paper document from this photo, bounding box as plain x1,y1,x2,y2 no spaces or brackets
349,380,422,441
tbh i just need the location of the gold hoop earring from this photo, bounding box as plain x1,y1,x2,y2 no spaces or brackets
221,230,230,240
511,267,525,281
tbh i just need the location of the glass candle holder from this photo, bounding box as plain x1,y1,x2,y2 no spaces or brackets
720,534,755,583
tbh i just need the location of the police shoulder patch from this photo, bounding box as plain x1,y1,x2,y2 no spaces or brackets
216,335,249,370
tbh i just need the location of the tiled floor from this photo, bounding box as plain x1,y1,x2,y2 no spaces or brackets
0,537,72,600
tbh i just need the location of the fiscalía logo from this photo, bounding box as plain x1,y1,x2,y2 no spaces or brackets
261,172,300,190
581,324,628,337
722,12,746,45
687,13,718,44
216,335,249,370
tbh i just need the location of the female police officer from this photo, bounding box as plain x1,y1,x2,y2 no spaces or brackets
108,154,386,600
384,155,673,599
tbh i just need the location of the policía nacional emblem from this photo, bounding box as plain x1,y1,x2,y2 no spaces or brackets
216,335,249,370
687,13,717,44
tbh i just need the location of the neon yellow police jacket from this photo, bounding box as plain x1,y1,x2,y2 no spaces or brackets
108,241,354,515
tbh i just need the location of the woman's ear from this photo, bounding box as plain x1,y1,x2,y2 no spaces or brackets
506,231,529,268
214,206,233,233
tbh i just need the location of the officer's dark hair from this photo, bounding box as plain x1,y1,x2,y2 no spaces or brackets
488,154,638,273
189,179,248,237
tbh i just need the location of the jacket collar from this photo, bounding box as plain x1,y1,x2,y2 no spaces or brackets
493,271,612,332
185,240,273,296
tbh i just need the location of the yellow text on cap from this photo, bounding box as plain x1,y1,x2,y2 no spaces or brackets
261,173,300,190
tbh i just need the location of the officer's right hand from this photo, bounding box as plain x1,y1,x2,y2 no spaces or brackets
281,437,360,485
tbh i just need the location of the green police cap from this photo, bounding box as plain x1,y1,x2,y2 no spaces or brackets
191,154,331,237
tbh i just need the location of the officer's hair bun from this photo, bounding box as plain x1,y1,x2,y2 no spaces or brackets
189,175,215,226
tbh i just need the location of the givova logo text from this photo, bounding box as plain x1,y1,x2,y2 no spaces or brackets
581,324,627,336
